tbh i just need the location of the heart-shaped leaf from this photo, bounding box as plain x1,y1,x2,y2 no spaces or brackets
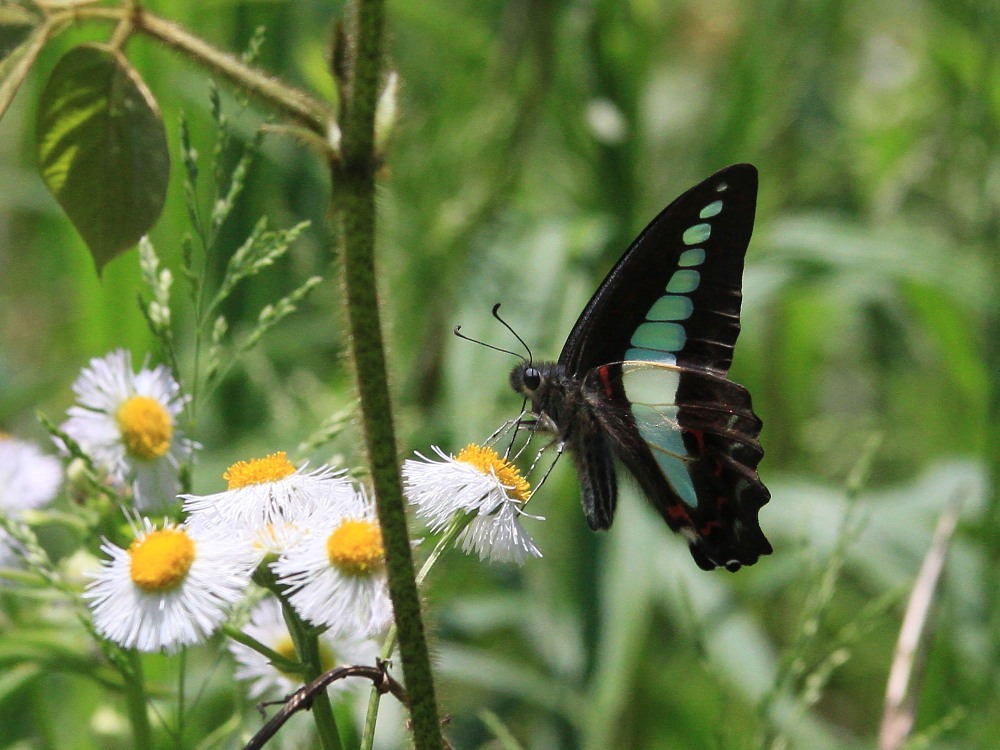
36,43,170,274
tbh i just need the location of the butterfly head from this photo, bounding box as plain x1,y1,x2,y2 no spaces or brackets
509,360,571,424
510,363,542,394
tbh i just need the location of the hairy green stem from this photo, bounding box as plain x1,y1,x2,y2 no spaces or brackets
360,513,473,750
333,1,443,748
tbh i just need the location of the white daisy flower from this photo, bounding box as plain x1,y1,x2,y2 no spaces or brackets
247,519,311,564
182,452,352,535
0,434,64,512
273,490,393,637
457,494,543,565
0,435,64,566
84,520,255,652
59,350,193,511
228,597,379,699
403,444,542,564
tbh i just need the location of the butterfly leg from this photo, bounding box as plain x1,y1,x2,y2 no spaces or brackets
526,438,565,499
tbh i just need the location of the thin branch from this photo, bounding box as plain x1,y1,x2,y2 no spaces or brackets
41,5,332,133
879,497,963,750
242,661,408,750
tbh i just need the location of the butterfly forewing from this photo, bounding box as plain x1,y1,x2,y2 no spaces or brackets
559,164,757,377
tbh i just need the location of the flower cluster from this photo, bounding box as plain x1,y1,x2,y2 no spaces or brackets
184,451,394,636
86,450,394,654
45,349,546,699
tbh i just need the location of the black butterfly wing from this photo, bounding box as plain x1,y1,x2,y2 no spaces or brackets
559,163,757,377
558,164,770,570
582,362,771,569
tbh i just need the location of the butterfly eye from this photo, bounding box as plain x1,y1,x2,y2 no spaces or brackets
523,367,542,390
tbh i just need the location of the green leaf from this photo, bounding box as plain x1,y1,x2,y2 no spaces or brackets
35,43,170,274
902,281,989,405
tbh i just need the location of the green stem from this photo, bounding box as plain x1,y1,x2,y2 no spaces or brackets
360,513,474,750
222,624,303,674
282,604,343,750
175,647,187,750
123,650,152,748
333,1,443,749
0,567,44,585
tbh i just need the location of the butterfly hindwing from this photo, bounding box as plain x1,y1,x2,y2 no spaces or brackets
581,361,771,569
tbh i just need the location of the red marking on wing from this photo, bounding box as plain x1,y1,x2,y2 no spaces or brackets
700,519,721,536
598,365,615,398
697,498,731,537
687,428,706,455
667,503,692,524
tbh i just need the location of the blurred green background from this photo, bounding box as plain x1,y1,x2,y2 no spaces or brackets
1,0,997,748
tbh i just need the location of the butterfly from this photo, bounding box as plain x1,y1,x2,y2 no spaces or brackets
510,164,771,572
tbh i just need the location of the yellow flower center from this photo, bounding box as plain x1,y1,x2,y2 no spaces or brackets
273,634,336,680
129,528,196,592
326,519,385,576
224,452,296,489
274,634,297,663
116,396,173,460
456,444,530,502
272,635,337,683
273,635,300,680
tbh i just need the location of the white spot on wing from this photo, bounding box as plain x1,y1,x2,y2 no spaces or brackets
621,365,681,406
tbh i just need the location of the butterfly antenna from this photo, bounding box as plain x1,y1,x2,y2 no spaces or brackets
491,303,533,364
453,325,523,359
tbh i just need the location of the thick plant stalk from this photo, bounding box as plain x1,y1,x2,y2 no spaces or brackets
333,1,444,748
